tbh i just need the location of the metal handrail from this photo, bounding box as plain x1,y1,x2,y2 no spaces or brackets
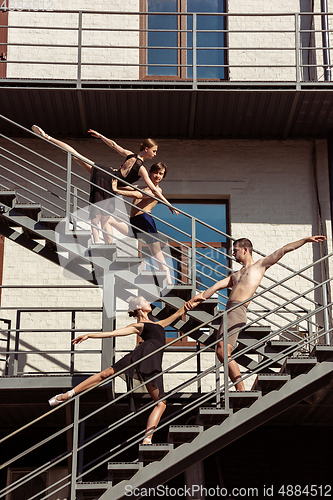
2,294,331,497
0,115,328,333
0,10,331,87
1,262,331,451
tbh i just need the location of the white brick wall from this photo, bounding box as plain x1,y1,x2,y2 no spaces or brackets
7,1,140,80
0,135,331,392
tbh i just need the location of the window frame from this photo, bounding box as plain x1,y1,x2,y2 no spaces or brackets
138,198,230,346
139,0,227,81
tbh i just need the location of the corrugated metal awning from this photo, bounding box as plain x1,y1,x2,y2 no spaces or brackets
0,85,333,139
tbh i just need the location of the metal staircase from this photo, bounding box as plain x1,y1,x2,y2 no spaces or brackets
0,115,332,499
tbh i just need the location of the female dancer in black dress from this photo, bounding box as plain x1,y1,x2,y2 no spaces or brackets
48,295,204,443
31,126,176,244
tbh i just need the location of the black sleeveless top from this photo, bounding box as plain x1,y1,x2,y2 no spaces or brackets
115,154,143,188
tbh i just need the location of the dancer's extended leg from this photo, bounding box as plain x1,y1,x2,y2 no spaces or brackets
100,215,114,244
142,384,167,444
31,125,93,172
216,341,245,391
49,366,115,406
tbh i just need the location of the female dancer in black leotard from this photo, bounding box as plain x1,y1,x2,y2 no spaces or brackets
48,294,203,443
31,125,176,244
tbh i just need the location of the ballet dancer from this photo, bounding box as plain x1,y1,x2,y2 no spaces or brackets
108,162,172,284
192,235,326,391
31,126,176,244
48,294,204,444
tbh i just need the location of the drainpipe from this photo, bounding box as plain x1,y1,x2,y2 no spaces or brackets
321,0,331,81
327,129,333,239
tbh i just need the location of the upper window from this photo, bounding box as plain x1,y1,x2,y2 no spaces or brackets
140,0,226,80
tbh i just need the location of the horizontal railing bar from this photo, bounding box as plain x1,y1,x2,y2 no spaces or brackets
80,319,332,479
0,171,62,217
0,133,68,172
0,148,67,194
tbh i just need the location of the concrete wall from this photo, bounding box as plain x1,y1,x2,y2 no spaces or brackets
0,136,331,393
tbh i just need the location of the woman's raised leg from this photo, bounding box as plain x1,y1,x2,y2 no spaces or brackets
49,366,115,406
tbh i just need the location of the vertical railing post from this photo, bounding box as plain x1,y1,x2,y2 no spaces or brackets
322,283,330,344
223,310,229,411
13,310,20,376
295,13,301,89
102,271,116,398
77,11,83,89
192,13,197,90
70,311,75,375
215,350,221,408
66,152,72,233
191,217,196,295
70,396,80,500
196,342,201,394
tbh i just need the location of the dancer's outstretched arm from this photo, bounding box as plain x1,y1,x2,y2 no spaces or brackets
138,166,178,215
72,323,142,344
88,129,133,157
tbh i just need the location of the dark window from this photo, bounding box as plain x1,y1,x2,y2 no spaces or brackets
141,0,226,80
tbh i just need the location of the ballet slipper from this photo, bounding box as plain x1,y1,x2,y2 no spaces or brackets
142,435,152,445
31,125,50,139
48,394,66,406
48,388,74,407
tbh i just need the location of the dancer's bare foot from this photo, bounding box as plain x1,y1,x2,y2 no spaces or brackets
31,125,50,139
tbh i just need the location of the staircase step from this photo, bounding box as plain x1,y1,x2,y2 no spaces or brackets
134,270,167,289
281,356,317,376
108,462,142,486
0,190,16,208
75,481,108,491
228,390,262,409
138,443,173,463
39,216,63,230
242,325,271,339
164,284,194,300
251,373,290,393
168,424,203,444
265,339,298,353
110,257,142,273
13,203,42,221
198,407,232,427
310,345,333,362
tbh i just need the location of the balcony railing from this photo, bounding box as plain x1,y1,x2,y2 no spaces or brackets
0,9,332,88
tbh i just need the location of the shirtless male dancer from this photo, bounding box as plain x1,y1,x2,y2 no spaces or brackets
195,235,326,391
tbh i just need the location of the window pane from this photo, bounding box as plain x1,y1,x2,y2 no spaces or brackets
147,0,178,76
187,0,225,79
153,201,228,291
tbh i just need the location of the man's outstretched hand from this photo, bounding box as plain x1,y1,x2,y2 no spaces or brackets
306,235,327,243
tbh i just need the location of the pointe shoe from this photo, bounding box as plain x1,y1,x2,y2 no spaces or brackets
48,393,66,406
31,125,49,139
142,436,152,445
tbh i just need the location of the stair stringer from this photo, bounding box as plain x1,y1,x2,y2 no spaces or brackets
102,358,333,500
